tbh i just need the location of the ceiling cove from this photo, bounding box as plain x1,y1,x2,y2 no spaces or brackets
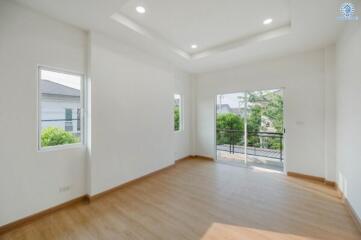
110,0,292,60
111,12,291,60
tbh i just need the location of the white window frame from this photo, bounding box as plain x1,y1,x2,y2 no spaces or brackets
37,65,86,151
174,94,183,132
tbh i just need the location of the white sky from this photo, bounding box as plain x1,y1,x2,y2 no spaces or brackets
217,89,282,108
41,69,81,90
217,92,245,108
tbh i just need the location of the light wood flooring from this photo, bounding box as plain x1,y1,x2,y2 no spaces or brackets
1,158,360,240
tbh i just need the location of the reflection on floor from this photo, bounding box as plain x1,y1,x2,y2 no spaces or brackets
217,150,284,172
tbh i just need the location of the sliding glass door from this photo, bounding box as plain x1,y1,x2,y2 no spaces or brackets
216,89,284,172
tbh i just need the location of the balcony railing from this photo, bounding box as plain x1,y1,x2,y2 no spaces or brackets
216,129,283,161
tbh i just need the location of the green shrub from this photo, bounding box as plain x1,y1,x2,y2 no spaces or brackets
216,113,244,145
41,127,79,147
174,106,180,131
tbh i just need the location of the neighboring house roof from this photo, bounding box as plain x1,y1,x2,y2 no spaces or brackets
217,104,244,115
231,107,241,115
41,80,80,97
217,104,232,113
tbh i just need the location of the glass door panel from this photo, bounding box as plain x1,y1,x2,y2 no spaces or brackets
216,89,284,172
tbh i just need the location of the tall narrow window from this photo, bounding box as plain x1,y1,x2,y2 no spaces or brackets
38,67,84,149
174,94,182,131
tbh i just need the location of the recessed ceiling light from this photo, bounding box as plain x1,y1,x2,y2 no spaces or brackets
263,18,273,25
136,6,146,14
191,44,198,49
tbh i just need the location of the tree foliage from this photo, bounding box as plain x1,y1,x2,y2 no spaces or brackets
216,113,244,145
216,113,244,131
217,90,283,150
263,94,283,132
41,127,79,147
247,91,283,133
247,105,262,133
247,105,262,146
174,106,180,131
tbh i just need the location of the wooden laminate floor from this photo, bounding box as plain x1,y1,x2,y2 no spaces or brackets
1,158,360,240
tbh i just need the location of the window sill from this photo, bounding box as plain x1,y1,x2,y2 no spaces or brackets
38,143,85,152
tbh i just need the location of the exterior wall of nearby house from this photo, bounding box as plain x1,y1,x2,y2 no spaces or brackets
41,94,81,136
216,104,233,114
261,116,276,132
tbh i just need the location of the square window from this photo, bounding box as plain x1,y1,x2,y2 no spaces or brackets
38,67,84,149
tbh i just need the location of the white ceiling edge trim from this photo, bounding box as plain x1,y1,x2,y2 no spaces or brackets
110,13,191,60
111,13,291,61
190,23,292,60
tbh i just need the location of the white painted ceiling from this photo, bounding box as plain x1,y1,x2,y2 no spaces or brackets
120,0,291,53
14,0,345,73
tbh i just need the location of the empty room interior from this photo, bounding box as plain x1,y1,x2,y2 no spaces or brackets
1,0,361,239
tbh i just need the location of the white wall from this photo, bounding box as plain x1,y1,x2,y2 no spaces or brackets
174,72,193,160
194,49,334,179
0,1,87,226
88,33,192,196
0,1,193,226
324,45,337,182
335,18,361,219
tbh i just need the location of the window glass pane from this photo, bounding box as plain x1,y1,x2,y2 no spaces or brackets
39,68,82,148
174,94,181,131
65,108,72,121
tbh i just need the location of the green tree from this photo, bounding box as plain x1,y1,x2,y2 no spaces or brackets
263,94,283,133
247,105,262,133
41,127,79,147
174,106,180,131
217,91,283,150
237,90,284,148
216,113,244,145
251,92,283,149
247,105,262,147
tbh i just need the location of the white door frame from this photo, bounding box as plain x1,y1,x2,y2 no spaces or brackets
213,88,287,174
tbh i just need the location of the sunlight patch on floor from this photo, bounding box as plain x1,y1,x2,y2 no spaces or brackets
250,166,283,174
201,223,318,240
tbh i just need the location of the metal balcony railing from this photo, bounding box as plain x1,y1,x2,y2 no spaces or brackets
216,129,283,161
